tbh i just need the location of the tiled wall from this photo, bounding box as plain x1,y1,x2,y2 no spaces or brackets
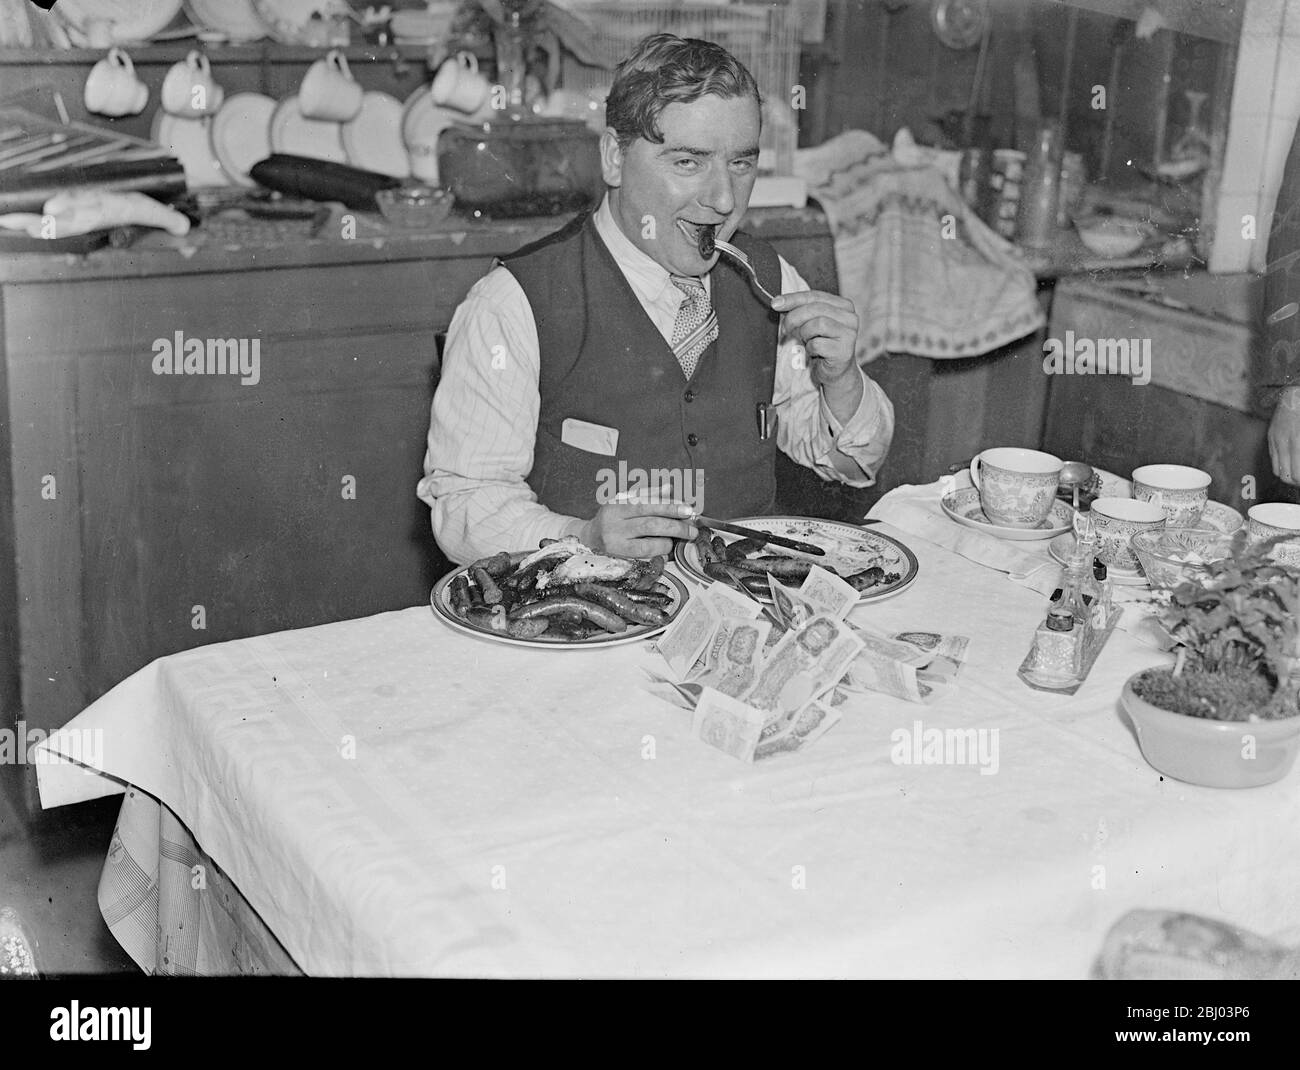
1212,0,1298,272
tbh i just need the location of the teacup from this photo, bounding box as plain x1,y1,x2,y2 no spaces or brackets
1092,496,1166,572
84,48,149,118
299,49,363,122
161,51,225,117
1131,464,1212,527
432,51,491,115
1247,503,1300,566
968,447,1062,528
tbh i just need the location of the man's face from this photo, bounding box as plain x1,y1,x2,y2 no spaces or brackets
601,93,761,277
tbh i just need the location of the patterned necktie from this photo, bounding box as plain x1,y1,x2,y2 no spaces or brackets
669,275,719,379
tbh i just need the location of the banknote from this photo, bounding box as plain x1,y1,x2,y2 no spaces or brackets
768,576,817,631
841,626,968,703
753,698,843,762
741,614,864,727
643,681,697,711
843,647,930,704
656,596,719,678
889,631,970,678
799,565,859,620
693,616,772,699
703,581,763,620
692,686,768,762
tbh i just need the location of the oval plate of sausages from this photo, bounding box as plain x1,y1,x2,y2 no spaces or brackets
674,516,920,604
431,536,690,648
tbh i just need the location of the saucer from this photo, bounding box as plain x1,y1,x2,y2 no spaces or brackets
1048,532,1147,586
211,92,276,187
1186,500,1244,534
941,487,1074,541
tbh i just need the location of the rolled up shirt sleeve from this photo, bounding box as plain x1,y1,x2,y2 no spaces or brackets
416,268,587,566
772,258,894,486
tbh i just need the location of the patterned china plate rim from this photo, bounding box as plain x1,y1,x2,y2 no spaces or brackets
429,566,690,649
941,487,1074,538
672,515,920,603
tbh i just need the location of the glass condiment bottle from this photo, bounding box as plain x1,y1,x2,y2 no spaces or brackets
1017,120,1064,248
1091,558,1113,631
1031,604,1080,681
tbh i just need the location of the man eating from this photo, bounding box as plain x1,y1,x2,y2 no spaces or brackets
418,33,894,564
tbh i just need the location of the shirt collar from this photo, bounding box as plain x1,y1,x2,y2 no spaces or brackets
594,195,702,305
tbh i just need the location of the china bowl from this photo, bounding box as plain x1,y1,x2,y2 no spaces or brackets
1129,527,1234,590
1075,216,1151,257
1122,672,1300,788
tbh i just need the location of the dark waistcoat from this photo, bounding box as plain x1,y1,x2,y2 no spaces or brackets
503,213,782,520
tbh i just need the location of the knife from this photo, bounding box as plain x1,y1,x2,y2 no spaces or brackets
692,515,826,556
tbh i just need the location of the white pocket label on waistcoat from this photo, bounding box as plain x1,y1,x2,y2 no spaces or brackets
561,417,619,456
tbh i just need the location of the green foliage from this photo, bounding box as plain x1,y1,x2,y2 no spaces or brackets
1152,529,1300,719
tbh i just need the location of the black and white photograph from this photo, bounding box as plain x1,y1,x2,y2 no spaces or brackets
0,0,1297,1012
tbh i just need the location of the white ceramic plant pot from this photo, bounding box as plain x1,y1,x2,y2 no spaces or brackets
1121,671,1300,788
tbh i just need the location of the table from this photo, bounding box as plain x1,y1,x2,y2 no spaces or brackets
34,520,1300,978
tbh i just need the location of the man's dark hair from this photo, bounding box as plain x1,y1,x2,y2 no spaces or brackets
604,33,762,149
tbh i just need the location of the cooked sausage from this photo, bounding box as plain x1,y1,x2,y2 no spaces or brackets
725,537,767,561
471,565,503,604
470,552,514,578
464,604,509,631
506,618,549,639
710,535,728,561
745,555,813,580
845,566,886,591
500,558,549,597
545,619,603,640
704,561,751,587
574,582,667,626
449,574,472,614
693,527,719,567
508,595,628,632
465,572,486,609
620,589,674,608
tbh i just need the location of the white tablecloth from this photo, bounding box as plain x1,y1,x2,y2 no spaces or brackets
34,524,1300,977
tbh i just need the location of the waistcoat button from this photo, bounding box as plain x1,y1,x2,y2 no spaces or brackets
686,433,699,446
684,389,695,402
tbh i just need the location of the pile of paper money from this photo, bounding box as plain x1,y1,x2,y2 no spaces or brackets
649,566,969,762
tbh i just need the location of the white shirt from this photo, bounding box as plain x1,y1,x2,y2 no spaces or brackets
418,196,894,565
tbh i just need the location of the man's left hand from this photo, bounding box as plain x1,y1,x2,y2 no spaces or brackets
771,290,859,387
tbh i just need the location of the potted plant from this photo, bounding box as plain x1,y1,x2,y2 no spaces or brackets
1120,530,1300,787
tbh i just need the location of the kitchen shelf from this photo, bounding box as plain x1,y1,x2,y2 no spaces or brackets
0,42,442,65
